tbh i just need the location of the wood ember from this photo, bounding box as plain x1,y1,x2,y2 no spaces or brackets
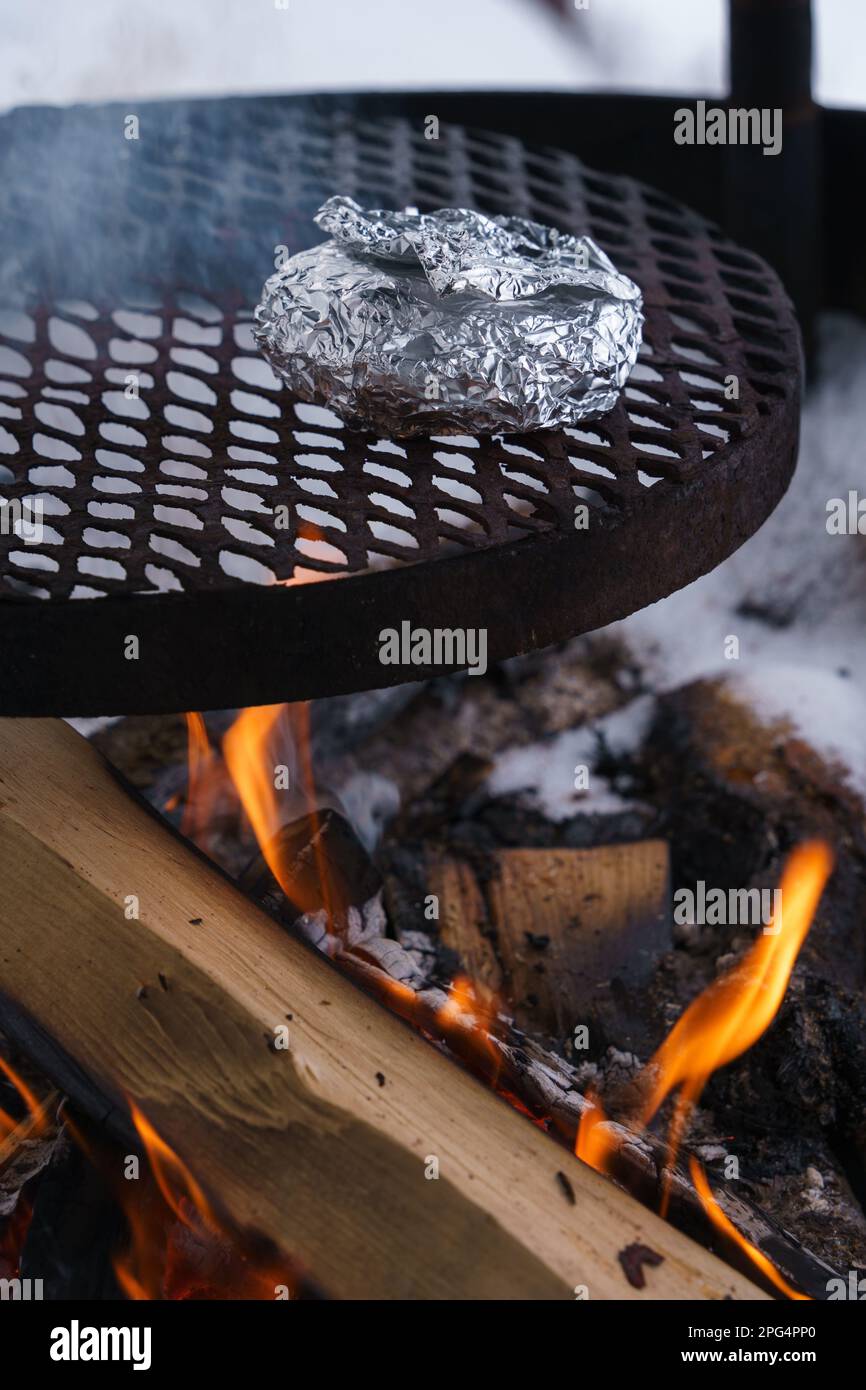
238,808,381,929
0,1035,61,1218
417,842,672,1054
428,854,503,996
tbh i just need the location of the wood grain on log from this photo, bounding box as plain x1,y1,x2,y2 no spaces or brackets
429,855,503,996
484,843,671,1037
0,718,764,1301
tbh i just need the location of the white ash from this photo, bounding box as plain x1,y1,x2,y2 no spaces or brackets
396,929,439,974
572,1046,642,1094
693,1142,730,1164
801,1171,832,1216
295,893,385,954
570,1060,601,1091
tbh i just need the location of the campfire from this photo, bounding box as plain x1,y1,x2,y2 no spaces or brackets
0,658,858,1300
1,6,863,1317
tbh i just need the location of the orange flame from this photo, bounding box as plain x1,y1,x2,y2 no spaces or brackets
127,1102,217,1233
181,702,333,921
0,1053,50,1143
437,975,493,1027
181,712,228,850
222,704,290,887
0,1053,52,1280
103,1103,296,1301
575,841,833,1297
436,976,502,1086
689,1156,810,1300
113,1102,216,1301
639,842,834,1141
575,1091,617,1172
223,701,340,925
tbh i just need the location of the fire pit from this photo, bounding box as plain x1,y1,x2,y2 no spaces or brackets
3,86,853,1315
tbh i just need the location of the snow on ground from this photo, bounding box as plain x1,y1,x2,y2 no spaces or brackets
487,694,655,820
610,312,866,796
730,666,866,804
487,313,866,813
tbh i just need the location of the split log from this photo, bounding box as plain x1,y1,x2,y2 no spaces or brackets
429,855,503,996
481,842,671,1040
0,717,763,1301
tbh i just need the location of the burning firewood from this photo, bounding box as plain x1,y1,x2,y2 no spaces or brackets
0,1043,60,1219
234,816,841,1300
0,717,765,1300
432,842,672,1043
418,843,843,1291
0,1102,60,1220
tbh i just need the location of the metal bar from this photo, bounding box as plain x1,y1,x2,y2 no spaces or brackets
727,0,820,358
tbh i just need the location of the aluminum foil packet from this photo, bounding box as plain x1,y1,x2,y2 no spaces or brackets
254,195,643,436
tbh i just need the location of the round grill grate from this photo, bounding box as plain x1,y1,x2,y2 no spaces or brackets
0,109,800,715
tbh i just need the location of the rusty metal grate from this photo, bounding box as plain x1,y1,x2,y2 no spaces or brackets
0,109,800,715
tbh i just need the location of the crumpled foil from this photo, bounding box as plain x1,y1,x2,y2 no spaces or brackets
254,195,643,436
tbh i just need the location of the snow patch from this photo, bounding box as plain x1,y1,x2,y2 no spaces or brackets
486,694,655,821
726,665,866,802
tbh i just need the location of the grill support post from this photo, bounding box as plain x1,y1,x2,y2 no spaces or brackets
727,0,820,360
